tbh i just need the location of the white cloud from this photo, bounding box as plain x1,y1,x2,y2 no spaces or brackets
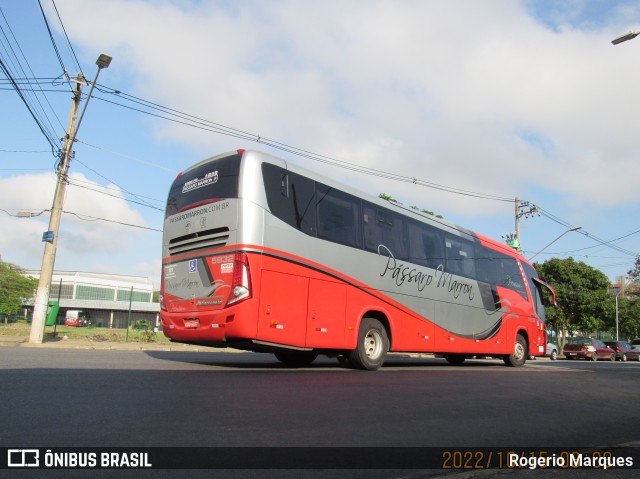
0,172,148,271
0,0,627,283
49,0,640,219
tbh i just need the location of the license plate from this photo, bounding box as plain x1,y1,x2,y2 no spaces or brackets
184,319,200,329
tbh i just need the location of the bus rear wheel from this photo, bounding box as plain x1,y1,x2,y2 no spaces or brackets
274,350,318,366
503,334,527,367
349,318,389,371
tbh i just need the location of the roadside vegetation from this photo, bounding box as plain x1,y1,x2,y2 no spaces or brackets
536,257,640,353
0,320,170,344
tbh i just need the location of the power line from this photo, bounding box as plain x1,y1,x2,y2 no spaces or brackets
36,0,73,83
66,178,164,211
0,58,59,154
62,210,161,232
49,0,81,74
93,85,516,203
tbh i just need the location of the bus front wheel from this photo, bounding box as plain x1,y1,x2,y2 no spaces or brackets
349,318,389,371
503,334,527,367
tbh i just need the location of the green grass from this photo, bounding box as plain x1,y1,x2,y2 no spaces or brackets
0,320,171,343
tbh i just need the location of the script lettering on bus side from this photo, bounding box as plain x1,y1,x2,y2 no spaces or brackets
378,245,475,302
165,278,202,292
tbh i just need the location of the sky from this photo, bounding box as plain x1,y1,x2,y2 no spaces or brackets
1,0,639,289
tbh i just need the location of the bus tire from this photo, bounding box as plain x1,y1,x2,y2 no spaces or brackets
444,354,466,365
274,351,318,366
349,318,389,371
503,334,527,367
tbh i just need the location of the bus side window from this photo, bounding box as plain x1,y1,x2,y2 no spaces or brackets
407,220,444,269
445,236,476,279
262,163,316,236
363,203,407,259
497,257,527,300
316,184,362,248
475,246,501,284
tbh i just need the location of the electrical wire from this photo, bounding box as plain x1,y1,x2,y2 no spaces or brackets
37,0,73,84
62,210,161,232
93,86,516,203
49,0,81,74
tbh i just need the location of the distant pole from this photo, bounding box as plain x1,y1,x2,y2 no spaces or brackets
53,277,62,336
515,197,521,251
29,54,111,344
126,286,133,342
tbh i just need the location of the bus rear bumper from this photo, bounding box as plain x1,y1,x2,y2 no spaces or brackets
160,308,256,345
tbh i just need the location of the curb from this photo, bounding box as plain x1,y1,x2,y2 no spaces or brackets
0,335,243,353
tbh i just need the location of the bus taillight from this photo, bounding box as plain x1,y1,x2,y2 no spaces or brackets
159,293,167,311
227,252,252,306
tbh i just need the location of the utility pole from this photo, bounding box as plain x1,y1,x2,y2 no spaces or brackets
29,54,112,344
509,198,540,253
29,75,83,344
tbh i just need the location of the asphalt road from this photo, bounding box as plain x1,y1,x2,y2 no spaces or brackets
2,346,639,479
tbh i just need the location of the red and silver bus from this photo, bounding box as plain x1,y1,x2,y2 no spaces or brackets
160,149,555,370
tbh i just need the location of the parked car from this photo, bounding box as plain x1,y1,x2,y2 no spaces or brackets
631,339,640,353
64,310,90,327
604,341,640,362
562,337,615,361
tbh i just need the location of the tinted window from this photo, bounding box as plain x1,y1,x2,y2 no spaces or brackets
363,202,407,259
166,153,241,218
262,163,317,236
316,184,362,248
475,247,527,299
498,256,527,299
406,220,445,269
445,235,476,278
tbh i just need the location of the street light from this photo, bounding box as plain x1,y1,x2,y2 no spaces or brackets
528,227,582,261
612,31,640,45
28,53,112,344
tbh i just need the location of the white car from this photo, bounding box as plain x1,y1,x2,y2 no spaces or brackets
631,339,640,354
528,342,558,360
545,342,559,360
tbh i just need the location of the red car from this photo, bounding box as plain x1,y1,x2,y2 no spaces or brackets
563,338,615,361
604,341,640,362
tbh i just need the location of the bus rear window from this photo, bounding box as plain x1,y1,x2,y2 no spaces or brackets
165,153,242,218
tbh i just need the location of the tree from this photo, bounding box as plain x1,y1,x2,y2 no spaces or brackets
535,257,614,352
0,261,37,316
618,297,640,340
378,193,443,218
